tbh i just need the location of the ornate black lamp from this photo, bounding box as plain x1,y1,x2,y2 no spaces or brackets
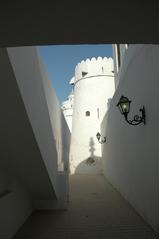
96,132,106,144
117,95,146,126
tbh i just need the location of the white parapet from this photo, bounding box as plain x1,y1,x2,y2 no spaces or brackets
75,56,114,82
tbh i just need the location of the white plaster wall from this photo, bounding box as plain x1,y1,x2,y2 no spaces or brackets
71,58,114,174
0,47,70,239
62,108,73,132
62,91,74,132
0,179,32,239
37,53,71,204
7,47,70,205
112,44,119,85
101,44,159,233
0,47,60,239
119,44,128,65
112,44,128,89
37,51,71,172
7,47,59,194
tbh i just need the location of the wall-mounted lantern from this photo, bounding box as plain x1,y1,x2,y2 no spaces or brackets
117,95,146,126
96,132,106,144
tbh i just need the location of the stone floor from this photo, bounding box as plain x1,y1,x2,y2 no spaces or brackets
13,175,158,239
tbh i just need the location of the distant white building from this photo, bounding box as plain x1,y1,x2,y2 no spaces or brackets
61,87,74,132
62,57,115,174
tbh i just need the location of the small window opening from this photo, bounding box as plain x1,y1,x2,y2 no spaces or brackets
86,111,90,116
97,108,99,119
82,71,88,77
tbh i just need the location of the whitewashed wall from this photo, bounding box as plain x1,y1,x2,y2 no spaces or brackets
112,44,128,89
0,178,32,239
70,57,115,174
101,45,159,233
37,51,71,173
8,47,59,193
37,51,70,207
0,48,34,239
0,47,70,239
62,108,73,132
62,92,74,133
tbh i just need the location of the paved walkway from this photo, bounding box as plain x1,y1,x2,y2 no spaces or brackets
14,175,158,239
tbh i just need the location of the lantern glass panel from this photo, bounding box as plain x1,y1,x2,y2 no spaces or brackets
121,101,130,114
118,104,124,114
96,132,101,140
117,96,131,115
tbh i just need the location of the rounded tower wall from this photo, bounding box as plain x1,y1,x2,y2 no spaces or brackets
70,57,115,174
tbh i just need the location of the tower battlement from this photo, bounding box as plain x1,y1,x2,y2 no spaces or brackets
74,57,114,83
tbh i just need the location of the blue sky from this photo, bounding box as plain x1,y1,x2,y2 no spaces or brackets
38,45,112,103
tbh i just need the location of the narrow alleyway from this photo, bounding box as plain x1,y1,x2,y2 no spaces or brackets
14,175,158,239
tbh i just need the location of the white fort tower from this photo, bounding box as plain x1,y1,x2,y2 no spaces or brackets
70,57,115,174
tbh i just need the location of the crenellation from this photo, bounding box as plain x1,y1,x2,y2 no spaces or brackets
74,57,114,82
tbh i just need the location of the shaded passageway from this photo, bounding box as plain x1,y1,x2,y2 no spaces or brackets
13,175,158,239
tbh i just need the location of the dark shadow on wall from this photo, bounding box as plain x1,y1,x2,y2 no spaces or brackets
75,137,103,175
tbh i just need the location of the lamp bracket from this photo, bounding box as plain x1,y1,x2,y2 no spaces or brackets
124,106,146,126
